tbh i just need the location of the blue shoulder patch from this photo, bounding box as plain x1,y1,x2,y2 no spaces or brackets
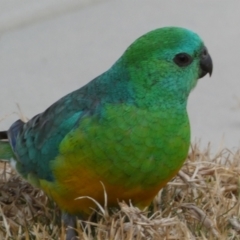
8,119,24,150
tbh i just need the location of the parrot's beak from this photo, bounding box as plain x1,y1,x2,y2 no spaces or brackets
199,46,213,78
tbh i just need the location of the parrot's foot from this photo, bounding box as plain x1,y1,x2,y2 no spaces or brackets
62,212,78,240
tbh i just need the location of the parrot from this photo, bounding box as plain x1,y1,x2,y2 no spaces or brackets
0,27,212,239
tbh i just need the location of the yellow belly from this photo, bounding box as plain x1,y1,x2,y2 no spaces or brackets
39,157,180,215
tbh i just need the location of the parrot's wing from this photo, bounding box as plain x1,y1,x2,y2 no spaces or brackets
8,81,100,181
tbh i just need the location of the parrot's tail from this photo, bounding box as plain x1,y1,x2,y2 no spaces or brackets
0,131,14,161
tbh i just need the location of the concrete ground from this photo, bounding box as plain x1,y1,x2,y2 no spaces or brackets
0,0,239,151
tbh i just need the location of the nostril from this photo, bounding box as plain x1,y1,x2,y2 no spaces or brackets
202,47,208,58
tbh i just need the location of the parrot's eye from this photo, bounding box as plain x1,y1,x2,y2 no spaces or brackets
173,53,192,67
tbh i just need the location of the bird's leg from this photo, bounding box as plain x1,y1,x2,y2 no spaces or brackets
62,212,78,240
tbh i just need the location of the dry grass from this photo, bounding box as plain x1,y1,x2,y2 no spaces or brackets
1,144,240,239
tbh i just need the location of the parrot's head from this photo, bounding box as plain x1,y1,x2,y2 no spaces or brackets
120,27,213,106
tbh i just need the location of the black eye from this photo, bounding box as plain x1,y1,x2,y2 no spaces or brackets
173,53,192,67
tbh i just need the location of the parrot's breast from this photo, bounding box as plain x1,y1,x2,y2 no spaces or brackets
40,104,190,215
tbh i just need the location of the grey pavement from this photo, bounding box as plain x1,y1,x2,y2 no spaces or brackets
0,0,239,151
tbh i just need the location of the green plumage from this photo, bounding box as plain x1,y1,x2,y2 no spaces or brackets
0,27,212,239
0,141,14,160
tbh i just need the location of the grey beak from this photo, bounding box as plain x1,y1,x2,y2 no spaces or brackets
199,47,213,78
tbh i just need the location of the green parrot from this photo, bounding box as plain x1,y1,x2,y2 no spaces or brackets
0,27,212,239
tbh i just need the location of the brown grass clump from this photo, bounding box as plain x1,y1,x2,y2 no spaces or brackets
1,144,240,239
